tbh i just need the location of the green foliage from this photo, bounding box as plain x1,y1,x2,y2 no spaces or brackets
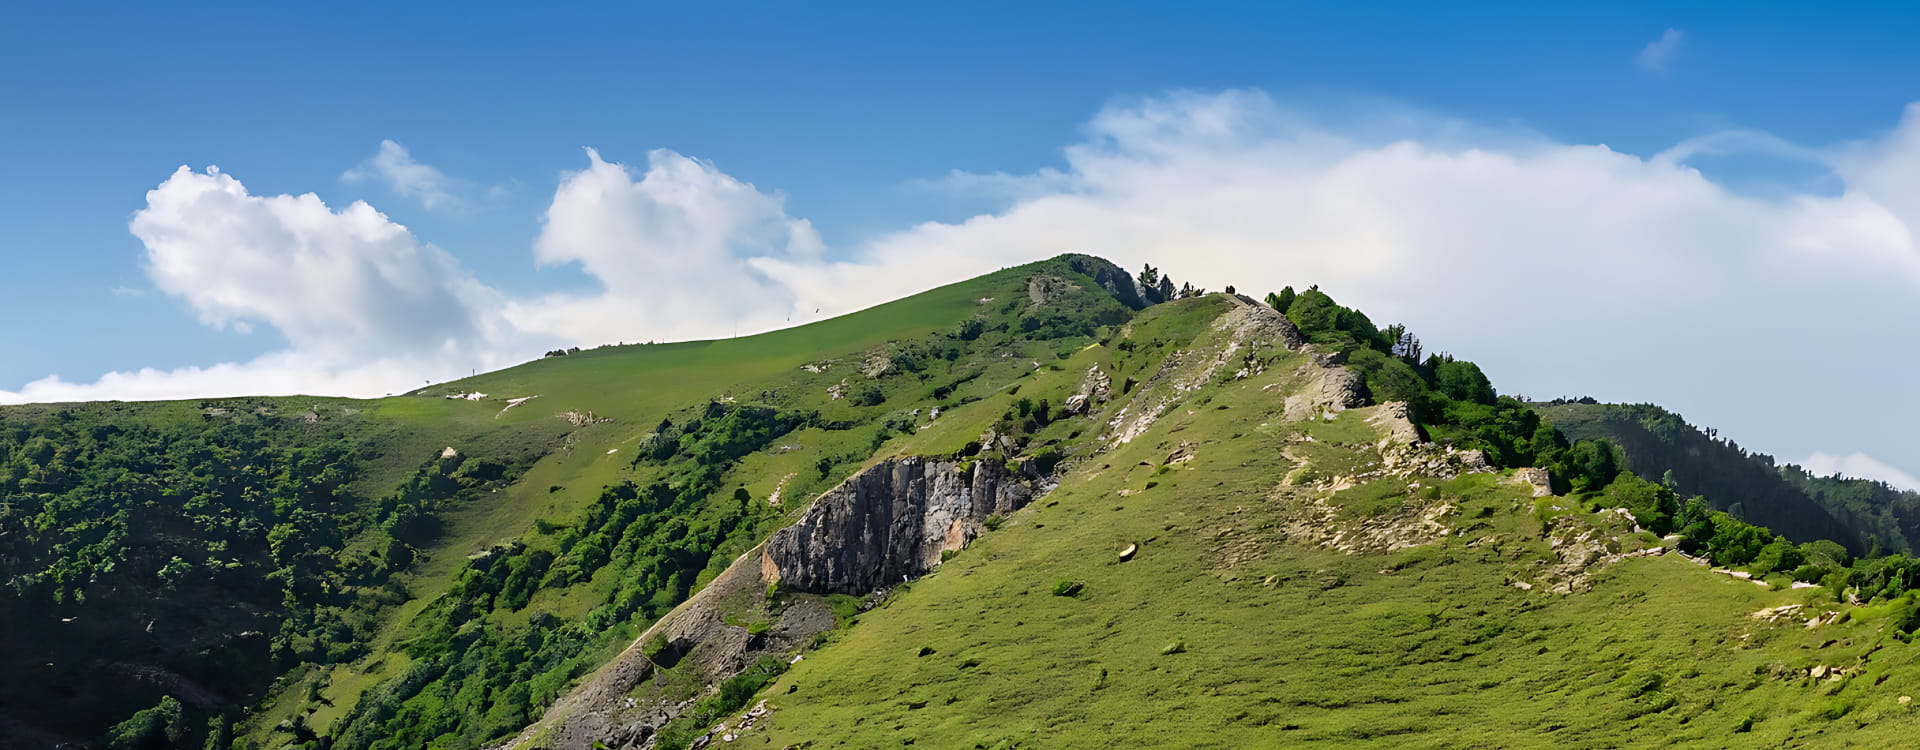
850,385,886,407
1602,473,1681,536
105,696,184,750
1433,359,1495,406
1265,286,1296,313
1284,287,1386,351
1542,401,1891,555
1137,264,1159,289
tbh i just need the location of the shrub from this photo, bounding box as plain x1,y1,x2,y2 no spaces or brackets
850,385,885,407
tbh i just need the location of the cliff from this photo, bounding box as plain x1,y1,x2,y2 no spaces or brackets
762,457,1042,595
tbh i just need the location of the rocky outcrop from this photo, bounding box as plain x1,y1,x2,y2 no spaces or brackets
1062,366,1114,416
1063,255,1149,309
1106,296,1309,444
1027,274,1080,306
491,542,838,750
763,457,1042,595
1280,350,1366,423
495,455,1045,750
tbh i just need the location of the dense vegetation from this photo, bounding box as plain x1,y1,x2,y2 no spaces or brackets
1263,283,1920,613
0,400,529,748
1545,401,1920,556
327,401,810,748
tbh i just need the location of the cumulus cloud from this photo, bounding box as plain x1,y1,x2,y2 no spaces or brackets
134,165,518,361
11,89,1920,488
1803,452,1920,492
343,140,462,210
1638,28,1685,72
507,148,824,344
0,166,545,403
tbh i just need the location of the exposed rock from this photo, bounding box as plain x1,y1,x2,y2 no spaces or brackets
763,457,1044,595
1365,402,1423,446
1277,493,1456,555
1282,361,1365,422
1511,468,1555,497
1524,511,1665,594
861,353,896,379
1064,255,1150,309
1750,604,1803,623
560,410,614,426
489,538,836,750
1026,274,1080,306
1107,297,1307,444
1062,367,1114,416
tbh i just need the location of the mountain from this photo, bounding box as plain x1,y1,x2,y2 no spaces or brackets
4,255,1919,750
1542,401,1920,557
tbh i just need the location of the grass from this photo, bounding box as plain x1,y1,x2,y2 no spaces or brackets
753,358,1920,749
238,255,1151,744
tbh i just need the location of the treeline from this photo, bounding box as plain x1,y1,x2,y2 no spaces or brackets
1543,401,1919,556
1255,282,1920,622
1264,284,1617,493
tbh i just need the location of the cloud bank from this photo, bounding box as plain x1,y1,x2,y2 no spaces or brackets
7,91,1920,487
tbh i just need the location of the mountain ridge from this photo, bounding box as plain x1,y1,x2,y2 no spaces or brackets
6,255,1920,749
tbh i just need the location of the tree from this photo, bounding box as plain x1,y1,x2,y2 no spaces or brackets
1434,360,1496,405
1265,287,1296,313
1137,264,1160,289
1384,324,1422,363
1602,473,1681,535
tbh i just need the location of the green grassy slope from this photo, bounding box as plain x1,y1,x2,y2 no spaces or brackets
0,255,1138,749
749,339,1920,748
17,254,1920,750
249,255,1141,749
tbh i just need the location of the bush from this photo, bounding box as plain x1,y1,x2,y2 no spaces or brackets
850,385,886,407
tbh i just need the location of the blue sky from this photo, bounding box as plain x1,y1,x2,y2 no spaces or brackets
4,2,1920,487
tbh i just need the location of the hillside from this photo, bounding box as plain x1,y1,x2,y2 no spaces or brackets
1543,402,1920,556
7,255,1920,749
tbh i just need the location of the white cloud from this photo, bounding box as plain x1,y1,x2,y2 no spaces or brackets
0,353,438,404
12,90,1920,491
0,165,547,404
1803,452,1920,492
507,148,824,344
343,140,461,210
1638,28,1685,72
134,165,519,361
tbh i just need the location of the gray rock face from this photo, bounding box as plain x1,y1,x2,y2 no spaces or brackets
1063,366,1114,415
762,457,1041,595
1063,255,1149,309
